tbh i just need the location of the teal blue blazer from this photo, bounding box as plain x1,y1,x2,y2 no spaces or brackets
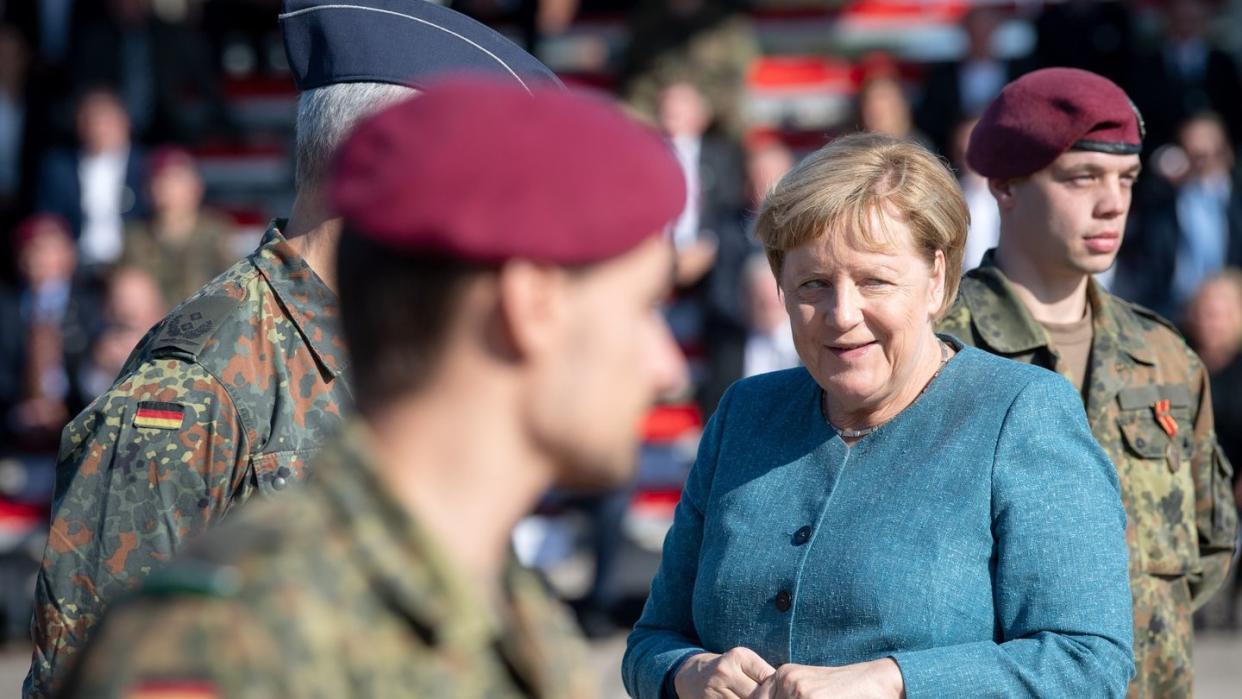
623,342,1134,698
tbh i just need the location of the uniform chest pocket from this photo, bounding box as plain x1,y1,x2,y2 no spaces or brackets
1116,386,1193,465
1115,385,1197,576
251,450,315,497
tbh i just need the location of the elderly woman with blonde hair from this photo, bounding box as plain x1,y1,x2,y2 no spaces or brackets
623,133,1134,698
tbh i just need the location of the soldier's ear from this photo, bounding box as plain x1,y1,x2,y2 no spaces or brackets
988,178,1018,210
493,260,567,362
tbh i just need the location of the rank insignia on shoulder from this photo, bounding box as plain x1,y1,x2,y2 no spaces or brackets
126,679,219,699
134,402,186,430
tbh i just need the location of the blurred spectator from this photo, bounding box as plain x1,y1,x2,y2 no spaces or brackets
71,0,230,143
697,139,795,416
950,116,999,271
621,0,759,139
77,265,166,400
659,81,745,289
202,0,283,77
915,6,1026,158
36,87,147,270
1181,270,1242,629
1128,0,1242,158
0,25,29,230
1116,112,1241,318
1033,0,1132,87
739,253,798,378
0,215,100,450
856,71,929,148
120,146,236,306
0,0,93,71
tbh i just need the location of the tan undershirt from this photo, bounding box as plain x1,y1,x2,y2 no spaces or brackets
1040,304,1094,394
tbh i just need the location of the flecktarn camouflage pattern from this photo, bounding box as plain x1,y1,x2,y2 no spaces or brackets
938,255,1238,699
61,422,598,699
24,222,353,697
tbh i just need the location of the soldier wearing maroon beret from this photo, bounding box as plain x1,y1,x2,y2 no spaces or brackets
24,2,564,696
62,78,687,697
939,67,1237,699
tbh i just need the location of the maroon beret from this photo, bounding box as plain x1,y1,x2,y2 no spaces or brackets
329,77,685,265
967,67,1145,179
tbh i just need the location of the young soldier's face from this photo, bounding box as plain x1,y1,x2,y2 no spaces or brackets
536,236,686,490
998,151,1141,278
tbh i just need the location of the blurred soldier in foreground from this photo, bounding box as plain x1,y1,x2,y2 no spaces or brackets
938,68,1238,699
63,77,686,698
24,1,560,695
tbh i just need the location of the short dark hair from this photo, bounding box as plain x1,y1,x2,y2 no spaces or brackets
336,227,493,412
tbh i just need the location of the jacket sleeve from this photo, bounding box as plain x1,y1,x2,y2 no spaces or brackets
891,374,1135,699
622,388,733,699
23,357,249,698
1186,362,1238,609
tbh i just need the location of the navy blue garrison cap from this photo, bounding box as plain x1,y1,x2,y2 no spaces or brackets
280,0,561,92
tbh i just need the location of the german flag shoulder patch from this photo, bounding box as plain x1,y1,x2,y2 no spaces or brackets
134,402,186,430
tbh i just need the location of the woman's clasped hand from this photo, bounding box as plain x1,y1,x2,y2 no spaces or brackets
674,649,905,699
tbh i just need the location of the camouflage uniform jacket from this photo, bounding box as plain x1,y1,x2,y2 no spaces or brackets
938,254,1238,699
62,422,599,699
25,222,353,697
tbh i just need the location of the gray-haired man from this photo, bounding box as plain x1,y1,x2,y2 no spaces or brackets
23,2,559,695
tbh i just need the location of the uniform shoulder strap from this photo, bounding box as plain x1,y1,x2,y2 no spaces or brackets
150,295,241,358
1119,297,1183,337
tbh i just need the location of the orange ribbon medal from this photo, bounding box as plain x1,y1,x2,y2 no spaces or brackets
1153,399,1178,438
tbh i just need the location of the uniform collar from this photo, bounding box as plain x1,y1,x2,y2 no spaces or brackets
963,250,1156,365
249,220,349,379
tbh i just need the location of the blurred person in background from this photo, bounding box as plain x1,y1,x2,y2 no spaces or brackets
915,5,1025,159
1033,0,1133,87
698,138,794,416
1182,270,1242,631
950,116,1000,271
63,76,685,699
1129,0,1242,160
738,252,798,379
855,65,929,149
77,265,167,400
1115,112,1242,318
120,146,236,306
625,132,1134,699
620,0,758,140
939,68,1237,698
659,80,744,291
0,215,99,452
70,0,231,143
23,1,561,695
35,87,147,271
0,25,31,232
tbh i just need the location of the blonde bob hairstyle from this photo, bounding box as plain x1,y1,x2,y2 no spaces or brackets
754,132,969,319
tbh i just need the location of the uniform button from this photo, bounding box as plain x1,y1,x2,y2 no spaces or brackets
774,590,792,612
792,526,812,546
276,466,292,478
272,476,288,490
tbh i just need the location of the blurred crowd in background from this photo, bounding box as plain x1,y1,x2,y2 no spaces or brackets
1,0,1241,644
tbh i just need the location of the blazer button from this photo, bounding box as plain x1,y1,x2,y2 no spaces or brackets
774,590,792,612
792,526,812,546
272,476,288,490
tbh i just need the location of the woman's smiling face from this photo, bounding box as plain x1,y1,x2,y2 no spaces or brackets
779,209,945,419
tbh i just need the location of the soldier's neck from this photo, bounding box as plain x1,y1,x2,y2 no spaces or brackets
368,385,551,593
284,189,342,294
993,245,1090,325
